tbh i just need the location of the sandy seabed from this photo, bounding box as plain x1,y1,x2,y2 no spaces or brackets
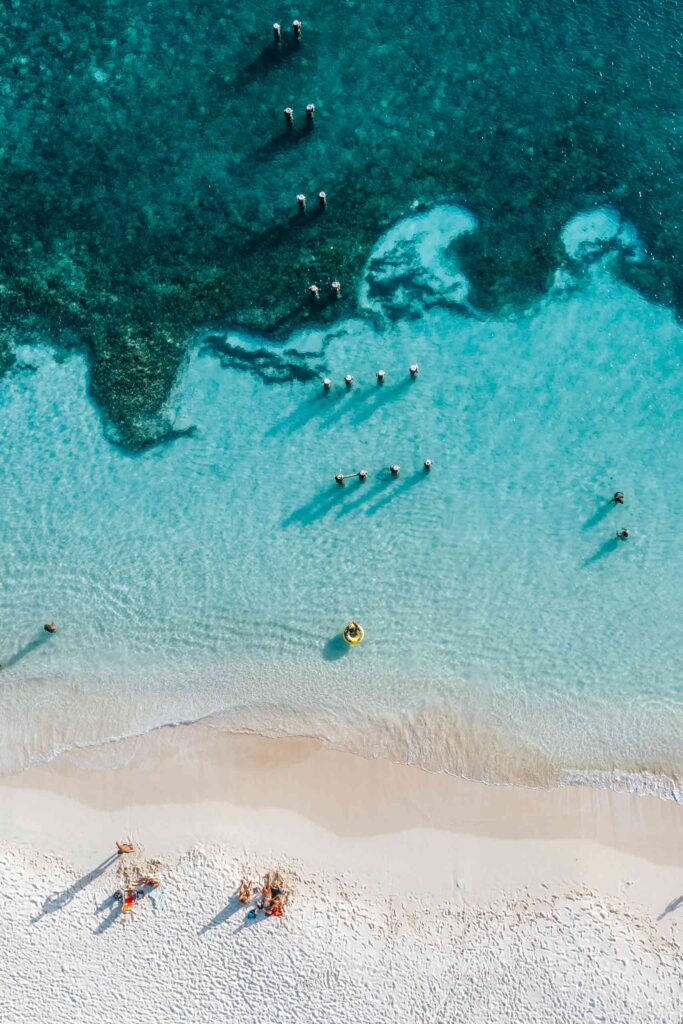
0,727,681,1024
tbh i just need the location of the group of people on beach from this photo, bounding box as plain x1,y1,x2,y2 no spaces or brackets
239,871,288,919
114,842,161,914
113,875,160,913
116,842,288,921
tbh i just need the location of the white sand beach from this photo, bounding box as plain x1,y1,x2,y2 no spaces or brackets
0,726,681,1023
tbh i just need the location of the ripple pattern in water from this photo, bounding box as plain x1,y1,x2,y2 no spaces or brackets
0,206,681,796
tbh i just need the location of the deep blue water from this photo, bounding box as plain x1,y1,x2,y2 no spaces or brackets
0,1,681,444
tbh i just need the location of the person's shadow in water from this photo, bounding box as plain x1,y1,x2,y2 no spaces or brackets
583,536,621,567
282,483,346,528
349,378,413,428
251,125,316,162
33,853,120,922
364,469,426,517
322,635,349,661
582,498,616,532
334,474,393,519
232,37,300,91
1,630,51,671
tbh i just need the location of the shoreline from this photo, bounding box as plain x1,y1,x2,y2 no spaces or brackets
2,723,681,929
2,724,681,1022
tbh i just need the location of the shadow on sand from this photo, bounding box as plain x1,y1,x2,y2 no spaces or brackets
94,893,124,934
200,895,244,934
658,895,683,921
234,907,270,932
33,853,120,922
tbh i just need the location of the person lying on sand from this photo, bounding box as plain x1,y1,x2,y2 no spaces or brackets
260,873,273,908
139,876,160,889
238,880,253,904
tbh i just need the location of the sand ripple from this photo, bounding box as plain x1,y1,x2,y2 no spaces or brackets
1,844,680,1024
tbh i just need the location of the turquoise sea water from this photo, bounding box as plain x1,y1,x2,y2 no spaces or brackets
1,1,682,444
1,206,681,795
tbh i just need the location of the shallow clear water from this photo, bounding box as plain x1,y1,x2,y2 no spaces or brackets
1,206,681,795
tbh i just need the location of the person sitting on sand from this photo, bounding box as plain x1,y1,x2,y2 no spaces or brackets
239,880,253,904
262,872,282,897
261,871,284,908
265,894,285,918
116,841,135,854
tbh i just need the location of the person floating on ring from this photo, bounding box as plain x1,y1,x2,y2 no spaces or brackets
343,621,364,645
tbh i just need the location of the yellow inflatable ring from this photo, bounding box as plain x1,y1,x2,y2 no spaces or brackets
343,621,364,646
